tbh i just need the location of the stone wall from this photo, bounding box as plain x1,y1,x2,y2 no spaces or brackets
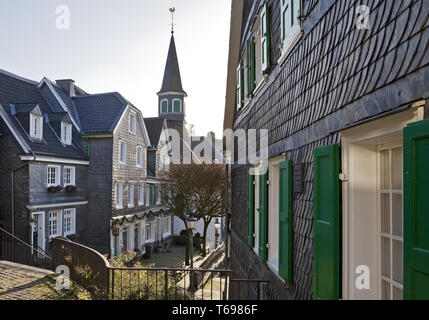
230,0,428,300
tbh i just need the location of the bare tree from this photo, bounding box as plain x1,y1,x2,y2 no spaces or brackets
160,164,225,263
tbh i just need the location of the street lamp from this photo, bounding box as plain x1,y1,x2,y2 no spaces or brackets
186,214,198,294
214,218,221,247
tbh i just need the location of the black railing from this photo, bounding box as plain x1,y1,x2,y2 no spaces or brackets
230,279,270,300
109,267,232,300
0,227,52,270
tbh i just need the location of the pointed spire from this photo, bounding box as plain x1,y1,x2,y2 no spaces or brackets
158,33,187,96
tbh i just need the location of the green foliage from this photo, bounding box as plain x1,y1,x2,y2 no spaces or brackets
108,253,190,300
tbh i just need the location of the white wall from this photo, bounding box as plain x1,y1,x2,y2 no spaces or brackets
173,216,224,250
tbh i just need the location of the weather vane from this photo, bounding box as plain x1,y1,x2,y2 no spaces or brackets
169,7,176,34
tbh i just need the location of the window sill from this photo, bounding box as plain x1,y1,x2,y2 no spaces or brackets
278,30,303,67
64,232,75,237
116,206,124,210
253,77,267,97
128,205,134,208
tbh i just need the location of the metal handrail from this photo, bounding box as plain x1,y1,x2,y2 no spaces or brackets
0,226,52,261
108,266,233,273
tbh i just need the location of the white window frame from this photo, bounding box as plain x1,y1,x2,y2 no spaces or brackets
138,184,144,206
128,184,135,208
63,208,76,236
30,113,43,140
47,165,61,187
267,155,285,274
279,0,303,66
48,210,62,239
119,141,127,165
61,122,72,145
253,165,260,255
340,107,424,300
121,227,128,253
129,113,136,135
137,146,143,168
145,185,151,206
236,63,243,110
63,166,75,186
163,216,171,237
145,221,155,243
116,183,124,209
172,99,182,113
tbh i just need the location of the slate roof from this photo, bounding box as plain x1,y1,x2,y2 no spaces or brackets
144,117,165,148
0,69,87,159
158,35,187,95
73,92,128,134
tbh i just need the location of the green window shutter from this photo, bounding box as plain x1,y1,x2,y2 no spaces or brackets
250,37,256,93
313,144,340,300
259,169,268,261
161,100,168,113
279,160,293,283
149,185,154,205
173,100,181,113
404,119,429,300
246,39,251,97
247,170,255,247
261,2,271,73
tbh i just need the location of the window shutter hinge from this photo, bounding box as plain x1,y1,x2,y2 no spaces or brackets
339,173,348,182
266,243,270,249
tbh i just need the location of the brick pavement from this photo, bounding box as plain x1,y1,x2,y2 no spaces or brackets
0,260,85,300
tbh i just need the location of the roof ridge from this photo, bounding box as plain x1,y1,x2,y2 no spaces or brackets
0,68,39,85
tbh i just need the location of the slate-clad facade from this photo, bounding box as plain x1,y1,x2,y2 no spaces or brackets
0,68,173,257
224,0,428,300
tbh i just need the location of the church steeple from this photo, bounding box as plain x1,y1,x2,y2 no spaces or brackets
157,8,187,140
158,34,187,96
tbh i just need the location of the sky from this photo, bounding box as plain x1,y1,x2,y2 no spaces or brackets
0,0,231,137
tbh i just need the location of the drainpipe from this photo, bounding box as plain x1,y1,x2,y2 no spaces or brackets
224,161,230,269
11,153,36,235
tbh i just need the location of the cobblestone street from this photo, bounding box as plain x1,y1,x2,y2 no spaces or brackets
0,260,87,300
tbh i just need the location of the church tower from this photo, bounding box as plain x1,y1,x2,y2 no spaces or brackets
158,10,187,140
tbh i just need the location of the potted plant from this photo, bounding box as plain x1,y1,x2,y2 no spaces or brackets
65,185,78,194
47,185,63,193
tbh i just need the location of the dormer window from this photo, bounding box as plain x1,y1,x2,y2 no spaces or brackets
61,122,72,145
30,114,43,140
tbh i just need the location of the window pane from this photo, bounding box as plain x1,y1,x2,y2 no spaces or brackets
392,239,403,284
381,193,390,234
382,279,391,300
391,147,403,190
173,100,181,113
381,236,391,278
380,150,390,189
392,194,403,237
392,286,403,300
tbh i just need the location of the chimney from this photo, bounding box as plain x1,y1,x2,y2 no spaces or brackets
56,79,75,97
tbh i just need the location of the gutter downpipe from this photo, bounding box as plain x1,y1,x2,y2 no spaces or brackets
11,152,36,235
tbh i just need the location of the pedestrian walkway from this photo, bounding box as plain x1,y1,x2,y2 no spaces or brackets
0,260,88,300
